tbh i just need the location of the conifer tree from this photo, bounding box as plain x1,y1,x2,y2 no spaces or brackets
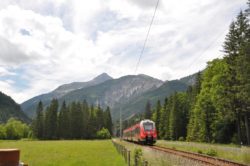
46,99,58,139
88,105,97,138
104,106,113,135
81,100,89,138
223,10,250,144
58,101,70,139
144,101,152,119
155,100,161,135
70,102,83,139
43,107,50,139
235,8,250,145
33,101,44,139
159,98,168,139
96,105,104,131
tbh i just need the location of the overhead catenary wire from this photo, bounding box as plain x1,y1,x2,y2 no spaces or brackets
119,0,160,137
185,8,243,74
134,0,160,74
185,26,229,74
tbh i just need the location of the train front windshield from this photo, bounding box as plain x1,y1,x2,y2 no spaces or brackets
143,122,154,131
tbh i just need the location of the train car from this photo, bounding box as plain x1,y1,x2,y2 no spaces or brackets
123,119,157,144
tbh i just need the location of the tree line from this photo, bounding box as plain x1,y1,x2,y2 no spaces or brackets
144,2,250,145
32,99,113,140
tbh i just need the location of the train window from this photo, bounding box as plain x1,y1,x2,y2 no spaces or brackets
143,122,153,131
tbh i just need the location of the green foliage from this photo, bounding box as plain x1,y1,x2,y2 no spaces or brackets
197,150,203,154
43,99,59,139
0,124,6,139
186,3,250,145
146,1,250,145
96,128,111,139
104,106,113,135
144,101,152,119
152,92,189,141
159,101,168,139
32,99,113,140
206,149,217,157
155,100,161,137
222,9,250,144
33,101,44,139
0,118,30,140
178,137,185,141
57,101,70,139
70,102,83,139
134,148,143,166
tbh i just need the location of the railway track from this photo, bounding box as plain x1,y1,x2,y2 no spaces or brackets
148,145,249,166
118,139,249,166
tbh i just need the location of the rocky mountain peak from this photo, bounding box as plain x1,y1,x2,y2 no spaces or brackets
92,73,113,83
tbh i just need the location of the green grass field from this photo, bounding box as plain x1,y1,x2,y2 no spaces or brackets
0,140,126,166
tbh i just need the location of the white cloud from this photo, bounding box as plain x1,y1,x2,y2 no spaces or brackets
0,67,15,76
0,0,247,103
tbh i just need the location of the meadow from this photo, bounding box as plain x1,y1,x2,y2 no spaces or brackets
0,140,126,166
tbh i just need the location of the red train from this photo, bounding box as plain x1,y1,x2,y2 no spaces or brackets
123,119,157,144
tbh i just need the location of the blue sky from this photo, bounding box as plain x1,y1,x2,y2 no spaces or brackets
0,0,247,103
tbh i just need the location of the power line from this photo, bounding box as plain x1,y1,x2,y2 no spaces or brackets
119,0,160,136
186,27,229,73
185,8,243,74
134,0,160,74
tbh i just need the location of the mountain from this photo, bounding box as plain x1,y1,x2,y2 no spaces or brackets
21,74,163,118
111,73,198,120
54,73,112,95
21,72,197,121
113,79,189,120
0,92,30,123
179,72,198,86
21,73,113,117
60,74,163,108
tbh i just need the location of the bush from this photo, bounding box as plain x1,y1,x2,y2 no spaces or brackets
231,134,239,144
178,137,185,141
0,125,6,139
197,150,203,154
96,128,111,139
134,148,143,166
206,149,217,157
2,118,30,140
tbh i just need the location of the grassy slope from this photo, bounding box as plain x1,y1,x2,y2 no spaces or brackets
0,140,126,166
156,140,250,165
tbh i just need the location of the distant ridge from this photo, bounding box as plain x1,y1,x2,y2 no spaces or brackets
21,73,113,117
21,72,197,121
54,73,113,94
0,91,30,123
